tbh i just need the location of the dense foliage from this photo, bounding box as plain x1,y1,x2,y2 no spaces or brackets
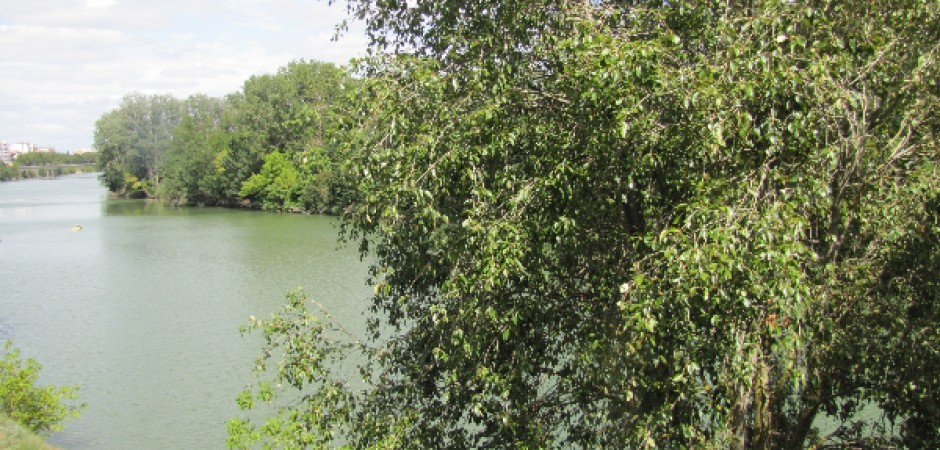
94,60,357,213
0,164,16,181
0,341,83,434
95,93,185,197
230,0,939,448
13,152,97,166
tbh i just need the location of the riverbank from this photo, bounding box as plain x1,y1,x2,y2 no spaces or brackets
0,413,57,450
0,164,97,182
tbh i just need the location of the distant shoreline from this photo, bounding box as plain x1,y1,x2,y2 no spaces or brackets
0,165,97,182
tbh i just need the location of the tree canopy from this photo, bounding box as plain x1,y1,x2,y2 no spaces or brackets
230,0,940,448
93,60,357,213
95,93,185,197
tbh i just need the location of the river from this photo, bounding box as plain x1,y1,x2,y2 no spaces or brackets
0,173,372,449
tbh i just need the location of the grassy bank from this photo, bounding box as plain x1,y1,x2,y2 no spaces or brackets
0,413,57,450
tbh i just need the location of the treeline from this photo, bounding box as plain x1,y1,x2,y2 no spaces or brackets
0,152,97,181
94,60,357,214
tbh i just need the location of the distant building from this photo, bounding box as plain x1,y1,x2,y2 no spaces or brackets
10,142,34,154
0,142,10,164
74,148,96,155
0,141,64,163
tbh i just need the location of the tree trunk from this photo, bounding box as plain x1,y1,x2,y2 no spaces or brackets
731,382,752,450
788,402,821,450
731,344,758,450
752,347,774,450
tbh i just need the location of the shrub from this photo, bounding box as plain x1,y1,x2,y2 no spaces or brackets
0,341,84,434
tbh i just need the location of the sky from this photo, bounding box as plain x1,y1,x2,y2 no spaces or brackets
0,0,368,152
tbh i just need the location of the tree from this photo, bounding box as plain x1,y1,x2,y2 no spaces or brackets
94,106,133,193
0,163,18,181
159,95,229,205
0,341,84,434
239,151,304,211
94,93,185,197
233,1,938,447
219,60,353,206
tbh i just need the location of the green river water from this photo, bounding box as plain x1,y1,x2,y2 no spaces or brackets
0,173,372,449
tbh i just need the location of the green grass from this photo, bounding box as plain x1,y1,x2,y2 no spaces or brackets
0,413,57,450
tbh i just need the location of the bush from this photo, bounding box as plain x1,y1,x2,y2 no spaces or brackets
0,341,84,434
0,412,57,449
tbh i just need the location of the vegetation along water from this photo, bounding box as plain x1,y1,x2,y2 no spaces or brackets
3,0,938,448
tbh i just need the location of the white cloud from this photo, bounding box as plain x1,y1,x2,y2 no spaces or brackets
0,0,367,151
85,0,116,8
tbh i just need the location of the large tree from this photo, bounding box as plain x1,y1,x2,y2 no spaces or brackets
159,94,229,205
220,60,353,207
94,93,185,197
231,0,939,448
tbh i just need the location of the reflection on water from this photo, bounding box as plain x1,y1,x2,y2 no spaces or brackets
102,199,168,216
0,174,372,449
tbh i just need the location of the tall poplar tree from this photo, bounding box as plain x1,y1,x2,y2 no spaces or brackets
94,93,184,197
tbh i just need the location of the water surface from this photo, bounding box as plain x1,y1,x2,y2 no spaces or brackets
0,174,372,449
